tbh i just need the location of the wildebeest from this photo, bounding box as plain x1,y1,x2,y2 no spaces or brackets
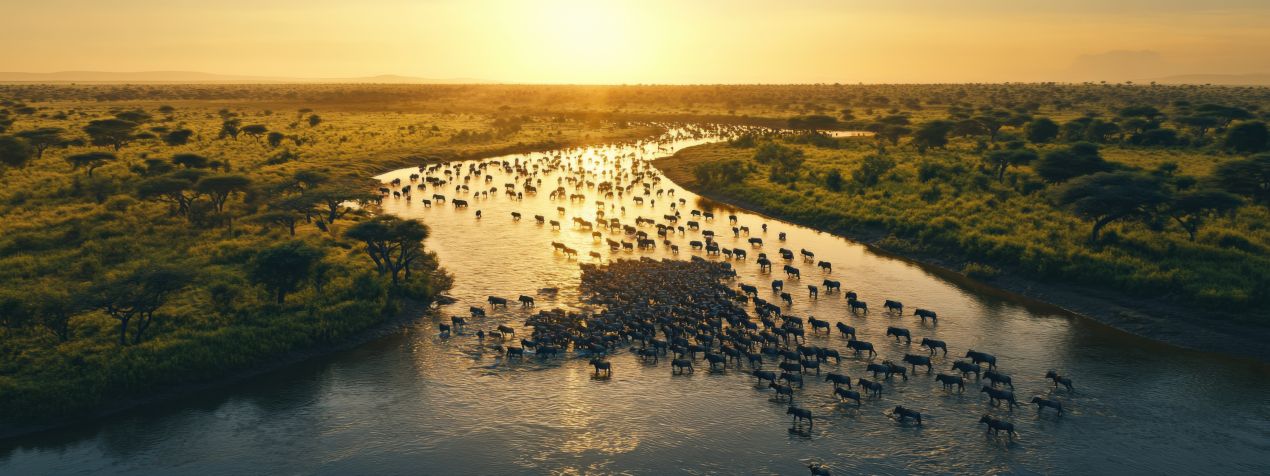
983,370,1014,389
1031,397,1064,415
497,324,515,336
590,358,612,376
848,300,868,314
825,372,852,388
784,265,800,279
672,358,694,374
951,360,982,379
470,306,486,318
822,279,840,292
705,352,727,370
920,337,948,355
883,300,903,314
780,372,804,388
834,387,861,407
846,339,875,357
771,279,784,291
965,350,997,369
979,415,1017,437
488,296,509,308
914,308,938,322
892,406,922,425
769,382,794,401
886,326,911,344
780,292,793,306
866,362,891,377
505,346,524,359
883,360,908,380
518,295,535,307
752,370,778,385
981,386,1019,408
511,211,521,220
857,378,883,397
835,322,856,339
438,323,451,335
817,261,832,272
935,373,965,392
787,406,813,430
1045,370,1074,392
807,317,830,334
902,354,933,373
748,237,763,247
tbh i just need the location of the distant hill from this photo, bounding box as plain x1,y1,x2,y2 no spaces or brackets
0,71,492,84
1148,73,1270,86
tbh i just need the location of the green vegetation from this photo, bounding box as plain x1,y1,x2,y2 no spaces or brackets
662,121,1268,321
0,82,1268,428
0,88,660,428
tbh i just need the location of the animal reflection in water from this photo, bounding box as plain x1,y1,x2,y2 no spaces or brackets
392,125,1075,465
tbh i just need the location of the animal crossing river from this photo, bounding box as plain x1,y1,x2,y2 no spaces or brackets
2,127,1268,475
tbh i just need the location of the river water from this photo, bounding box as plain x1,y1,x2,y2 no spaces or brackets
2,126,1268,475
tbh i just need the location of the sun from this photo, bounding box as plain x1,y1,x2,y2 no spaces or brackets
524,0,640,82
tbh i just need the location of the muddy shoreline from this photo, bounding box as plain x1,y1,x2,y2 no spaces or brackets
653,155,1270,365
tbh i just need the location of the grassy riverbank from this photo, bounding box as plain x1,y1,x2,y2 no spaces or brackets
0,91,659,431
655,135,1270,354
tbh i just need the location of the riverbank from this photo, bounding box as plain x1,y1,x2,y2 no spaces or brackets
654,150,1270,364
0,298,445,441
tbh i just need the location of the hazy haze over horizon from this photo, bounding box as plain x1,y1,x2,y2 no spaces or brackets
4,0,1269,84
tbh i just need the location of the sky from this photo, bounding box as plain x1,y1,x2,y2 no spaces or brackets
3,0,1269,83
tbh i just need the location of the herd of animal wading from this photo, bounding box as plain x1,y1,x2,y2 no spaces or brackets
382,125,1076,449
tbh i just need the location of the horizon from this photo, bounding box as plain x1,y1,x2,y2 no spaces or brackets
5,0,1270,84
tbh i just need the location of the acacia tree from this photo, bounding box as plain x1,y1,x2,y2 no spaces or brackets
1166,189,1242,241
93,265,192,345
249,241,324,304
256,194,318,235
137,170,205,217
0,135,33,171
1213,153,1270,206
84,118,137,150
1223,121,1269,153
309,180,379,224
15,127,65,159
163,129,194,146
29,286,85,342
172,153,210,169
983,148,1038,181
196,174,252,213
1055,171,1170,243
64,151,117,177
1025,117,1059,143
911,120,952,152
1034,142,1111,183
241,124,268,142
345,216,429,285
219,119,241,140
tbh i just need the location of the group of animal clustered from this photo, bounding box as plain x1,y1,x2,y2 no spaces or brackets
381,125,1077,471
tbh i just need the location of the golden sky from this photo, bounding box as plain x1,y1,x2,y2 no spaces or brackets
3,0,1269,83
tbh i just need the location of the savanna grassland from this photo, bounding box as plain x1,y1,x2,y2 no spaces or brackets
0,84,662,431
1,83,1268,431
652,85,1270,337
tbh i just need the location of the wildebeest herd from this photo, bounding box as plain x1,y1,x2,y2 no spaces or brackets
387,125,1078,473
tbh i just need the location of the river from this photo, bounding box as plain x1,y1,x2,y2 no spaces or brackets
2,126,1268,475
